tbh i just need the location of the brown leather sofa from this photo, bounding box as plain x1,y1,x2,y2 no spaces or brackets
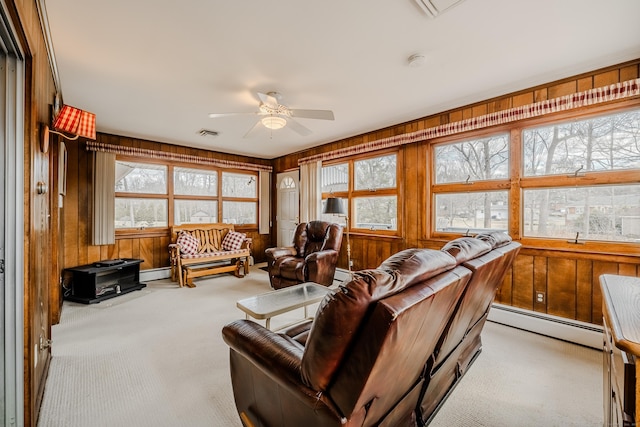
223,231,521,426
265,220,343,289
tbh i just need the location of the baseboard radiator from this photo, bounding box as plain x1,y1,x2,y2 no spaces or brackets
488,303,603,350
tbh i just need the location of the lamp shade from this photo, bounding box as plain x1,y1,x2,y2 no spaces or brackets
323,197,346,215
53,104,96,140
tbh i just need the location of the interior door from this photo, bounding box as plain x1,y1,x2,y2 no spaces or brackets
276,170,299,247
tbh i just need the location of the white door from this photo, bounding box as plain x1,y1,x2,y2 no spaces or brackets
276,170,300,247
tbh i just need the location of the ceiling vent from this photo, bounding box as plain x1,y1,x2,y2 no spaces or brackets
198,129,218,137
414,0,466,18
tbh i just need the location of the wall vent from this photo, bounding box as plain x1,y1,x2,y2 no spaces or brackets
414,0,466,18
198,129,219,138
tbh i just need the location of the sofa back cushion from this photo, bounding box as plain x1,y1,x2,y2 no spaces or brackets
293,220,343,258
301,269,404,391
441,237,492,264
475,230,512,249
378,248,457,287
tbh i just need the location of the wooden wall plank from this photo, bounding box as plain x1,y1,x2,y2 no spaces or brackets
547,258,577,319
576,259,594,323
512,255,534,310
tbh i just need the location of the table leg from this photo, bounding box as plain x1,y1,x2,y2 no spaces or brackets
266,318,271,330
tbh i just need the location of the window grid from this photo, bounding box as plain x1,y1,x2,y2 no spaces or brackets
115,158,258,232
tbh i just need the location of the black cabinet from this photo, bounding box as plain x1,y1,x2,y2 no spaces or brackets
63,259,146,304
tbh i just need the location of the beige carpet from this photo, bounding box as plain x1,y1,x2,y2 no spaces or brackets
38,265,602,427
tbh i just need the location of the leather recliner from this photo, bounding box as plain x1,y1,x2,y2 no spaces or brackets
223,231,521,427
265,220,343,289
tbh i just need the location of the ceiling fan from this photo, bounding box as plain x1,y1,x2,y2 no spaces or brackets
209,91,335,137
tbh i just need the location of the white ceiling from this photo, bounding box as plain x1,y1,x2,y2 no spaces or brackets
45,0,640,159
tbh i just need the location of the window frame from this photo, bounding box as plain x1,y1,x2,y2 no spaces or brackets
427,102,640,254
115,156,259,237
321,148,402,237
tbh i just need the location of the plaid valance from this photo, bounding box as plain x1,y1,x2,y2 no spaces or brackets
299,78,640,165
86,141,273,172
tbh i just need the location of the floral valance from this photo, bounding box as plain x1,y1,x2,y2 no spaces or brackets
86,141,272,172
299,78,640,165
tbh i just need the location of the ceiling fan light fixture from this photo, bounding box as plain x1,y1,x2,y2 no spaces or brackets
261,116,286,130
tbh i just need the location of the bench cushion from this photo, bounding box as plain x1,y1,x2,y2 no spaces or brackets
222,231,246,251
181,248,248,259
177,231,199,255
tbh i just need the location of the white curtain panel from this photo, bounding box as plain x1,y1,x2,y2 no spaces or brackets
92,151,116,245
259,170,271,234
299,160,322,223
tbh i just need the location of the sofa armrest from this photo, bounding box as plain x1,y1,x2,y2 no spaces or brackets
305,250,339,286
265,246,297,261
241,237,253,252
222,319,344,422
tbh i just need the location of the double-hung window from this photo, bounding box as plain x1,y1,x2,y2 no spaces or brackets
115,161,168,229
321,151,399,234
432,134,510,235
521,108,640,244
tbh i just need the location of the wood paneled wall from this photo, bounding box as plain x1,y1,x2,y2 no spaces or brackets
274,60,640,326
62,133,273,272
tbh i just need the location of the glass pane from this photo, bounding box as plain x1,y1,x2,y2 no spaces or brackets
435,192,508,233
322,163,349,192
223,201,257,225
354,154,397,190
523,185,640,242
222,172,257,198
115,198,168,228
523,109,640,176
174,167,217,196
435,134,509,184
115,161,167,194
354,196,397,230
174,200,217,225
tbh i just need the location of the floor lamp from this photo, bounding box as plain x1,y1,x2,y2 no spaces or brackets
323,197,352,277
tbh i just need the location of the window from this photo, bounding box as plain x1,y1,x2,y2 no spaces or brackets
115,162,168,229
429,108,640,246
222,172,258,225
432,134,510,234
321,152,399,234
521,109,640,243
115,160,258,231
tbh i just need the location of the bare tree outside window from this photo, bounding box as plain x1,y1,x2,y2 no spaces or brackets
523,110,640,242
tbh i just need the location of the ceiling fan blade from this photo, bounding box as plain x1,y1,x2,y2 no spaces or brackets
285,117,312,136
209,112,258,118
289,109,335,120
242,119,264,138
257,92,279,108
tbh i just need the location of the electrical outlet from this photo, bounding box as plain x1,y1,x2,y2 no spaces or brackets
536,292,545,303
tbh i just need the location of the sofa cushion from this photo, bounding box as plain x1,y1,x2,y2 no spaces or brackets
475,231,512,249
441,237,492,264
222,230,246,251
378,248,457,287
176,232,199,255
301,269,403,391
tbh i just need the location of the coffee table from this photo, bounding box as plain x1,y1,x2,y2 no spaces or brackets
236,282,332,330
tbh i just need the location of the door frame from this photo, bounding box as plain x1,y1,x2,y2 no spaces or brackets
0,2,25,424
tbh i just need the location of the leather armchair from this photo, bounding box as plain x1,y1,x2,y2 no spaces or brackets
265,220,343,289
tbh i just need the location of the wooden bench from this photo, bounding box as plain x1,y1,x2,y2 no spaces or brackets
169,223,252,287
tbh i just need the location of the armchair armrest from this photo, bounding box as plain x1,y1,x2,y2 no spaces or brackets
305,250,339,286
241,237,253,252
265,246,297,261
